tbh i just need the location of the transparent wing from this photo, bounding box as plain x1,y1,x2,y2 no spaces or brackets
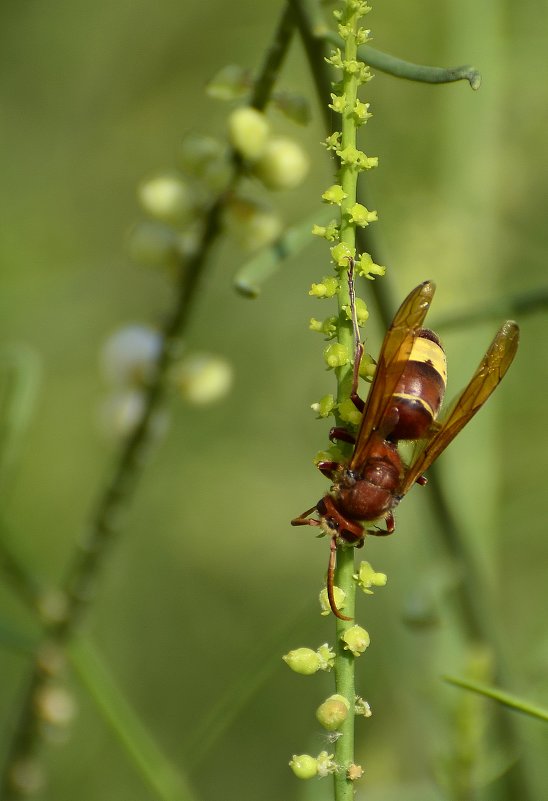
349,280,436,471
400,320,520,494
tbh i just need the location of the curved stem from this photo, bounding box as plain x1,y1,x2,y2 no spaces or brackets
328,33,482,89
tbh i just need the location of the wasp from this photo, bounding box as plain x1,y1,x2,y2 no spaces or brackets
292,280,519,619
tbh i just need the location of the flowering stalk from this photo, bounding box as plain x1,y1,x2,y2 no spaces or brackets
314,2,383,797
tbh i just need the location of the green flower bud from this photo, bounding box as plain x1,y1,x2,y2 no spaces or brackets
138,173,193,226
356,252,385,279
283,648,321,675
312,220,339,242
348,203,378,227
223,197,282,251
313,394,336,419
324,342,350,369
337,398,361,426
8,758,45,796
319,585,346,615
354,561,387,594
309,276,339,298
253,136,310,190
358,353,376,381
34,684,76,728
289,754,318,780
36,590,68,627
309,317,337,338
330,242,355,267
323,132,342,151
206,64,250,101
178,133,226,174
353,100,372,124
341,624,370,657
356,26,372,45
338,146,378,171
322,184,347,205
173,354,233,405
342,300,366,327
273,91,311,125
329,93,347,114
316,694,350,731
314,447,345,473
100,326,162,387
228,107,270,160
325,48,344,69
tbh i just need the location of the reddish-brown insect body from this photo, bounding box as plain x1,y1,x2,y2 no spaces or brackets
292,280,519,620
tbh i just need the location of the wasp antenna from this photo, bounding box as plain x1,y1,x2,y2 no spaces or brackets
327,537,353,621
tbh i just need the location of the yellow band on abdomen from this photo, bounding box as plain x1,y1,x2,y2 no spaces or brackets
410,337,447,385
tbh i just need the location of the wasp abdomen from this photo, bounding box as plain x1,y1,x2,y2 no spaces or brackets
389,329,447,440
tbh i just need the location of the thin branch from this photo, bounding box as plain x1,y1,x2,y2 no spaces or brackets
0,7,297,796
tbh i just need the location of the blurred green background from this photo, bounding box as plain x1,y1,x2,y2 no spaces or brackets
1,1,548,800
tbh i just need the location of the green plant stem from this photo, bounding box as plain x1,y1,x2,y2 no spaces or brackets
0,523,42,613
251,3,296,109
293,0,480,89
330,4,370,796
329,32,481,89
444,675,548,723
333,546,356,799
70,636,197,801
293,5,535,800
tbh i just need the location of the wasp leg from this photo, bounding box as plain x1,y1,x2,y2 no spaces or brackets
327,536,353,621
291,506,321,527
316,460,342,479
367,511,396,536
329,426,356,445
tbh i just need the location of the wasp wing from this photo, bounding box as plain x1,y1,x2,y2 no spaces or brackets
349,280,436,471
399,320,519,494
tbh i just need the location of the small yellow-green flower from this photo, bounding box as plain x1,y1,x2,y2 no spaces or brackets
330,242,355,267
323,132,342,151
322,184,347,206
309,316,337,338
342,296,369,325
316,643,336,671
325,49,344,69
312,394,337,419
348,203,378,227
319,585,346,615
353,100,372,123
338,397,362,426
354,561,387,594
312,220,339,241
329,93,347,114
341,624,370,657
309,276,339,298
356,252,386,279
324,343,350,369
